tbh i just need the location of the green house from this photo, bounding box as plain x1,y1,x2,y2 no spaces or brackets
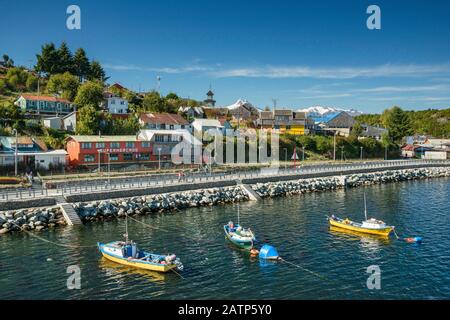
15,94,75,114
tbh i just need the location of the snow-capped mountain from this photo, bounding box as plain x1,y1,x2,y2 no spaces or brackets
298,106,363,117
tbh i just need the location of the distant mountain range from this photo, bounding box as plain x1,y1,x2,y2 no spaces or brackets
297,106,364,117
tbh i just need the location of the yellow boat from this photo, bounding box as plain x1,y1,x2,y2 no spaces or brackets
97,212,183,273
327,192,395,237
328,216,394,237
98,241,183,272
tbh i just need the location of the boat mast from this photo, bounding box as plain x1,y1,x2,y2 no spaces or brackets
237,203,240,225
125,212,129,243
364,192,368,221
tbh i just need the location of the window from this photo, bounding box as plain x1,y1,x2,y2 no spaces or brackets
81,143,92,149
84,154,95,162
110,142,120,149
139,153,150,160
96,143,106,149
123,153,133,161
169,125,174,130
155,135,164,142
181,125,185,129
125,142,135,148
109,154,119,161
111,99,115,104
160,124,166,129
141,142,150,148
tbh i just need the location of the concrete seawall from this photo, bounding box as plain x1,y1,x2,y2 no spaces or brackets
1,162,449,211
64,180,237,203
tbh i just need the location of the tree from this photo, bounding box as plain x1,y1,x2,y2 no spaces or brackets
383,106,413,142
351,122,364,137
88,60,108,83
74,81,104,108
2,54,14,67
0,102,24,127
26,73,38,91
47,72,80,101
142,91,165,112
73,48,91,81
0,79,8,95
35,43,60,75
76,104,100,134
57,42,74,74
165,92,179,100
5,67,29,91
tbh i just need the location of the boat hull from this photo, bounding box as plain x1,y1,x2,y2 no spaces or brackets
99,245,176,273
224,225,254,250
329,218,393,237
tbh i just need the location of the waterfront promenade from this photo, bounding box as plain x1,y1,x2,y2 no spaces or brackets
1,159,449,211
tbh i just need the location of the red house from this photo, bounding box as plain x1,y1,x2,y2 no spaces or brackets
66,135,152,167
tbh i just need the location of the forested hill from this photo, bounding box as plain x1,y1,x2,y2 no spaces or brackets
355,108,450,138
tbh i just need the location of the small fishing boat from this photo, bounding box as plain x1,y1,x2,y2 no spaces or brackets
328,193,395,237
224,204,256,250
97,213,183,273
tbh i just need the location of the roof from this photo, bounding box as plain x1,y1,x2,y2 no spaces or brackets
19,94,72,104
192,118,223,128
203,107,229,118
274,109,293,116
67,135,140,143
19,150,67,156
138,129,202,145
139,113,189,125
260,111,274,120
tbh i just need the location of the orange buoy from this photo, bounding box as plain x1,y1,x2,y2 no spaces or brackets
250,248,259,256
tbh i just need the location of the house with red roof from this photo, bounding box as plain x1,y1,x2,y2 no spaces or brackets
138,113,191,132
14,94,76,115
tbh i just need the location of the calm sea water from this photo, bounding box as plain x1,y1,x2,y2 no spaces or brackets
0,178,449,300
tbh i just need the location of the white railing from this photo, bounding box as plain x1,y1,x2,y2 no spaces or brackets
0,159,449,202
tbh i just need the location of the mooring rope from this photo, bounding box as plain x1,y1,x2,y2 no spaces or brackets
9,221,98,248
278,257,330,281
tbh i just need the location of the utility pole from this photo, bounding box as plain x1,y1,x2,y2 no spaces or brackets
340,146,344,161
107,153,111,186
12,129,18,176
284,148,287,170
97,150,101,173
360,147,363,160
302,146,305,161
385,145,388,161
158,147,162,171
156,76,161,95
333,131,337,161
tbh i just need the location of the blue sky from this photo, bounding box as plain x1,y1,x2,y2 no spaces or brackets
1,0,450,113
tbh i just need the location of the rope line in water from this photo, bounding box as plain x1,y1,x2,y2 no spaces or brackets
279,257,329,281
9,221,98,248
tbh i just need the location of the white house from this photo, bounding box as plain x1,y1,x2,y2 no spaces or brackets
42,111,77,132
107,97,128,114
191,118,224,135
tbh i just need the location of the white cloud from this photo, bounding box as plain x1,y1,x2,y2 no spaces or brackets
105,63,450,79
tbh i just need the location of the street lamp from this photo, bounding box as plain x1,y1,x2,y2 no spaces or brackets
12,128,18,176
97,150,101,174
158,147,162,171
107,152,111,186
360,147,363,160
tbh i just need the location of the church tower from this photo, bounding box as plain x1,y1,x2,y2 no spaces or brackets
204,88,216,107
